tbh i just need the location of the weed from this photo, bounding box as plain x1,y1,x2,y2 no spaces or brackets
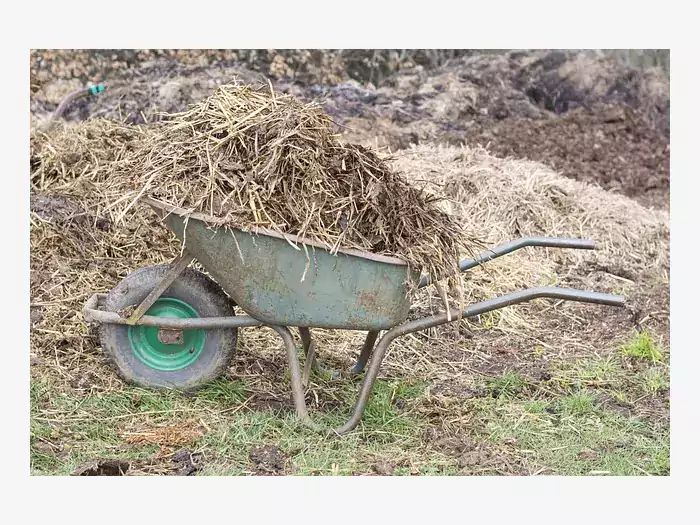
620,330,663,362
611,390,627,403
478,311,501,329
561,392,595,415
524,401,548,413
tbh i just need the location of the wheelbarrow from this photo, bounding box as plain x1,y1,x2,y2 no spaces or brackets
82,197,626,435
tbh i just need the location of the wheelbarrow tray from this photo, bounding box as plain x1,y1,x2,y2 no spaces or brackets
146,198,418,330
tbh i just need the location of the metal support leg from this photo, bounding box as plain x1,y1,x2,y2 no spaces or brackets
273,321,393,435
272,325,319,431
127,252,194,325
298,327,338,382
272,287,625,436
298,327,317,388
349,330,380,375
335,330,398,435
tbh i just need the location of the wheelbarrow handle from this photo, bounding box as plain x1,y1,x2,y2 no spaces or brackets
418,236,597,288
329,285,626,435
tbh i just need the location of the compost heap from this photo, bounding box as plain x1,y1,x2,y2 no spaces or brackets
98,83,478,286
30,118,147,197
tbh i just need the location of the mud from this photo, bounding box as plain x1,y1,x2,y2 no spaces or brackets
465,104,669,209
171,449,201,476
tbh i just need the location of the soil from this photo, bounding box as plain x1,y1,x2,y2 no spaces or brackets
72,459,131,476
70,451,202,476
465,104,669,209
249,444,287,475
333,51,670,209
171,449,202,476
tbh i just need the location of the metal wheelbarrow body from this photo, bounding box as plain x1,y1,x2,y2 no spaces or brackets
83,197,627,435
157,201,417,331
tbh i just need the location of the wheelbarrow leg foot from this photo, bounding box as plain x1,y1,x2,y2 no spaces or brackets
334,330,396,435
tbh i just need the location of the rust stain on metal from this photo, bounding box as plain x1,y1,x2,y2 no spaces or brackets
157,328,184,345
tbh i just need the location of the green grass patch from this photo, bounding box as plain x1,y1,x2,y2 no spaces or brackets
188,379,429,475
551,356,621,391
560,392,595,415
475,395,669,475
640,367,670,395
30,343,670,476
524,400,549,414
30,373,439,476
620,330,663,362
485,371,528,399
196,378,247,404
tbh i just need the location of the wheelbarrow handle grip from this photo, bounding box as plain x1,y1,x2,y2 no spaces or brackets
418,236,597,288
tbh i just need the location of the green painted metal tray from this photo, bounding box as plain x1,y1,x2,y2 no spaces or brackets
147,199,418,330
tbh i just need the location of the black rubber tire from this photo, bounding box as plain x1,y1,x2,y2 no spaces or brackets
99,265,238,392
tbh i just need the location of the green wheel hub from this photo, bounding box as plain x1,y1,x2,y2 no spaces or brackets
128,298,205,371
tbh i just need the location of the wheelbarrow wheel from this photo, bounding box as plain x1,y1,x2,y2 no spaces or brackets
99,264,237,392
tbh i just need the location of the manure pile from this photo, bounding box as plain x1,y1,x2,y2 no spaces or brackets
395,144,669,319
84,83,478,286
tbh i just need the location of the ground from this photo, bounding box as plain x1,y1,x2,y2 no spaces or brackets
29,49,670,476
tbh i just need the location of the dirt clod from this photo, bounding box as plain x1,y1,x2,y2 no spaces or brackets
371,461,396,476
249,444,287,475
171,449,201,476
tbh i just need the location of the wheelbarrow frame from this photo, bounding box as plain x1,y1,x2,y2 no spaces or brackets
82,200,627,435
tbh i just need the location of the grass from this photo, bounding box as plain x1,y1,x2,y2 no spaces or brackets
29,315,670,477
454,338,670,476
30,371,445,476
485,371,528,399
640,368,670,395
620,330,664,362
30,333,670,476
477,394,669,475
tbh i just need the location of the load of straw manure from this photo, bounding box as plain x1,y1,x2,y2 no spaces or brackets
99,83,478,286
